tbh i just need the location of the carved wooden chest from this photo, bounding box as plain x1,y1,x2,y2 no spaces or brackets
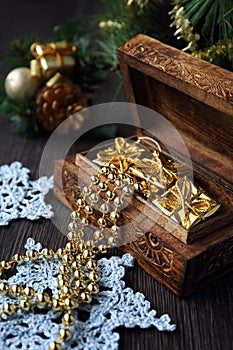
54,35,233,296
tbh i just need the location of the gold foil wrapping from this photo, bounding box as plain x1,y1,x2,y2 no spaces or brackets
94,137,220,230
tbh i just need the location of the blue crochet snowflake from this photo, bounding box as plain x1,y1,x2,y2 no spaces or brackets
0,238,175,349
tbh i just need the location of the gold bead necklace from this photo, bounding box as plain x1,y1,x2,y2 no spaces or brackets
0,241,104,350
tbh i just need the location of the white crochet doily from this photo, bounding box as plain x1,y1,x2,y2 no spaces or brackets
0,238,176,349
0,162,53,226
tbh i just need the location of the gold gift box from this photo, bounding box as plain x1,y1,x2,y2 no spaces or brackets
30,41,76,78
152,178,221,230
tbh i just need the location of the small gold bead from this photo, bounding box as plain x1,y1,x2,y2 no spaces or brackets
77,198,85,208
62,312,76,326
75,253,83,262
143,190,151,198
83,249,94,259
71,210,79,219
123,185,133,196
134,182,143,192
93,230,104,242
73,269,85,280
90,174,99,184
64,297,79,309
65,242,76,251
106,190,115,200
111,225,119,235
19,299,31,311
84,205,93,214
68,222,77,232
79,292,92,304
12,254,24,264
88,271,100,282
0,282,9,294
90,193,98,203
98,245,107,253
85,240,94,248
101,166,110,174
52,298,62,311
57,279,67,289
107,172,117,182
67,231,78,240
23,287,36,299
36,293,51,308
108,236,117,246
86,260,97,270
77,242,85,251
115,179,124,188
100,204,108,213
98,182,108,191
81,217,89,226
87,283,99,294
59,265,70,274
74,280,86,290
82,186,91,195
41,248,54,259
71,261,81,270
56,248,64,257
97,217,107,228
57,274,67,281
48,341,62,350
119,173,127,180
114,197,124,207
10,284,23,297
62,254,74,265
61,286,70,295
0,261,12,270
110,211,120,222
3,302,17,315
27,250,39,261
59,327,73,342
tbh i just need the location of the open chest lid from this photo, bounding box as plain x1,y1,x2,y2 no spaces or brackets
117,34,233,191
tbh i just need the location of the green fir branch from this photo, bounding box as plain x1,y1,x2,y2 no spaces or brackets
180,0,233,46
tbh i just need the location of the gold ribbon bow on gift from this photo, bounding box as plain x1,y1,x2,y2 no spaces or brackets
30,41,77,78
153,177,221,230
94,137,220,230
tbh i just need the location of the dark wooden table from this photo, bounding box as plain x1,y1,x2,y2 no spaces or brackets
0,1,232,350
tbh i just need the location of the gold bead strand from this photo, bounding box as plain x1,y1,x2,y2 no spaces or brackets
97,166,122,247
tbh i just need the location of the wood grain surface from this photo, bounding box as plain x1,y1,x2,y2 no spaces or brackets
0,1,232,350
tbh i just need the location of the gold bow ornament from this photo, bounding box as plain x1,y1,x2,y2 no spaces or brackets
152,177,220,230
93,137,220,230
30,41,77,79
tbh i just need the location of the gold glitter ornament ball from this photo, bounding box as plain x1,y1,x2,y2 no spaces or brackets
5,67,41,102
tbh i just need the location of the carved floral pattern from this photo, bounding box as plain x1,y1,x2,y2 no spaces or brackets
131,232,174,277
124,39,233,102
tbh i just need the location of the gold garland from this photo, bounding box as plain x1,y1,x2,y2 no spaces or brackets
0,241,103,350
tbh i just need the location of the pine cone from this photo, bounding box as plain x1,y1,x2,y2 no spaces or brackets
35,82,88,132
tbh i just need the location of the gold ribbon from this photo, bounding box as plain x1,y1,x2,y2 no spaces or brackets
30,41,77,68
